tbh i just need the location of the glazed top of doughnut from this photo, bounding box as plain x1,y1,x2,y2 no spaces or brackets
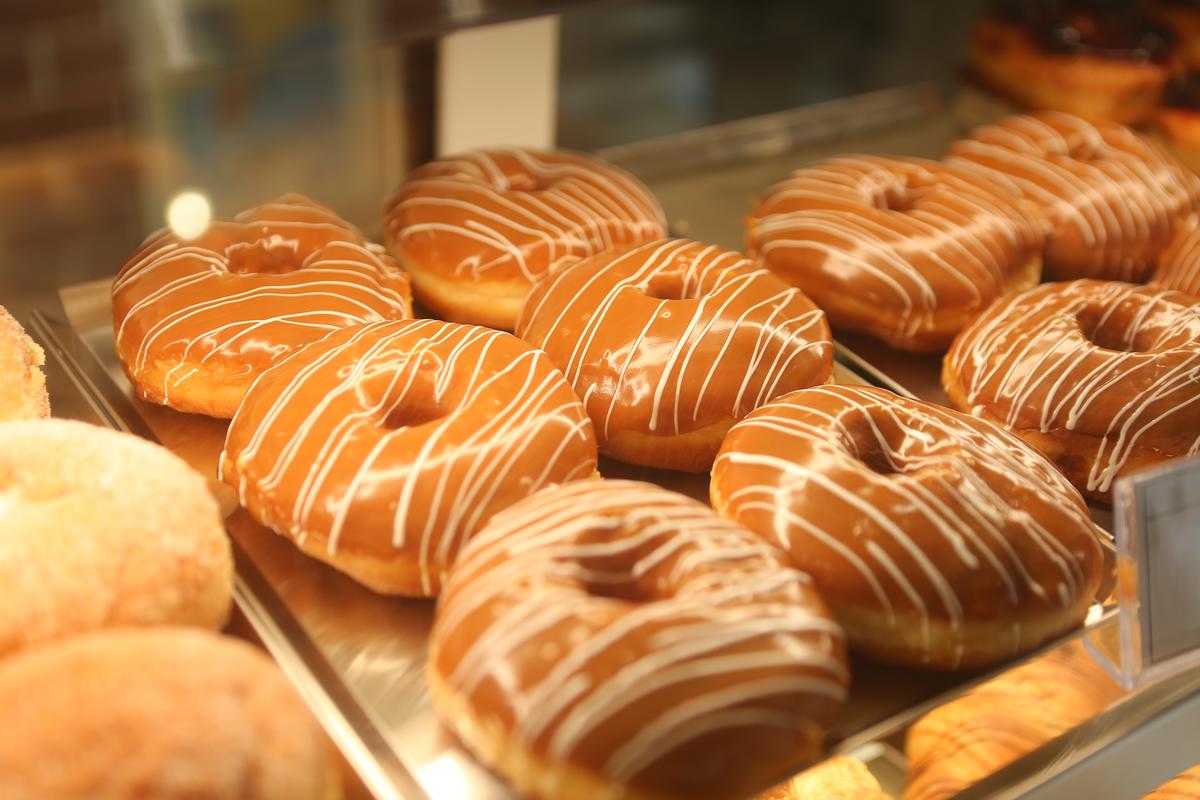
946,280,1200,495
948,112,1199,276
431,479,847,787
712,385,1103,660
1155,217,1200,297
220,318,597,595
112,193,411,391
986,0,1175,63
744,156,1046,317
516,239,833,441
384,148,667,284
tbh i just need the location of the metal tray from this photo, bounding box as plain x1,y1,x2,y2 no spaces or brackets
27,83,1200,798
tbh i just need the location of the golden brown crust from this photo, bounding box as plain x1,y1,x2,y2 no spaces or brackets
0,627,338,800
904,642,1124,800
0,419,233,656
1154,109,1200,174
0,306,49,422
756,756,888,800
969,18,1171,125
1154,215,1200,297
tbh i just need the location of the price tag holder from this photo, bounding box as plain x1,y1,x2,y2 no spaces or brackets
1086,456,1200,689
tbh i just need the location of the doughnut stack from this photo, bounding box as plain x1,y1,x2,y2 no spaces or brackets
97,117,1200,798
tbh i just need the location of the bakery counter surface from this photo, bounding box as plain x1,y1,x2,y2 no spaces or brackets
24,82,1200,799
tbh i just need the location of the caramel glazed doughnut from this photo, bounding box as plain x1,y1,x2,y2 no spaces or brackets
384,147,667,330
0,628,337,800
113,193,413,419
744,155,1045,353
711,384,1105,670
948,111,1200,283
428,480,848,800
0,419,233,657
0,305,49,421
221,318,597,596
515,238,834,472
943,280,1200,502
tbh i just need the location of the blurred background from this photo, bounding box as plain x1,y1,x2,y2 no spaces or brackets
1,0,984,302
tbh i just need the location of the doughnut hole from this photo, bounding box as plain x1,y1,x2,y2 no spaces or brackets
354,352,449,430
566,523,677,603
641,270,694,301
225,237,304,275
1076,301,1160,353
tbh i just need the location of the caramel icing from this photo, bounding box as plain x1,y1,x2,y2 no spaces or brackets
515,239,833,467
1155,215,1200,296
711,384,1104,669
112,193,412,416
744,155,1045,351
384,148,666,285
428,479,847,799
948,112,1200,282
944,280,1200,496
219,318,597,596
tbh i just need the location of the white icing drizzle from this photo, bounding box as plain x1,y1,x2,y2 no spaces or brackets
948,111,1200,281
515,239,832,443
1155,216,1200,298
946,280,1200,494
220,318,596,595
712,384,1104,665
430,479,847,791
745,155,1043,336
385,147,667,281
112,194,412,405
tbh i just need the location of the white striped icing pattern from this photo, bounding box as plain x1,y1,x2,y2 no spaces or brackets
430,479,846,790
220,318,596,595
712,385,1102,666
946,280,1200,495
516,239,832,441
385,148,667,281
949,111,1199,280
112,195,411,405
1155,216,1200,297
745,155,1041,330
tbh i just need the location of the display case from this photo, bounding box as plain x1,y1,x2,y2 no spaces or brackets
5,2,1200,798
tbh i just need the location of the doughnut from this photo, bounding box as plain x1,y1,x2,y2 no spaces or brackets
220,318,597,596
427,479,848,800
1148,766,1200,799
1155,214,1200,296
943,280,1200,502
113,193,412,419
756,756,887,800
0,306,49,421
0,419,232,657
968,1,1177,125
710,384,1105,670
743,155,1046,353
948,111,1200,282
0,627,336,800
384,147,666,330
515,238,834,472
903,641,1124,800
1154,74,1200,174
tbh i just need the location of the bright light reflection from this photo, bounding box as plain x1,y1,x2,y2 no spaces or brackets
418,753,473,799
166,189,212,239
